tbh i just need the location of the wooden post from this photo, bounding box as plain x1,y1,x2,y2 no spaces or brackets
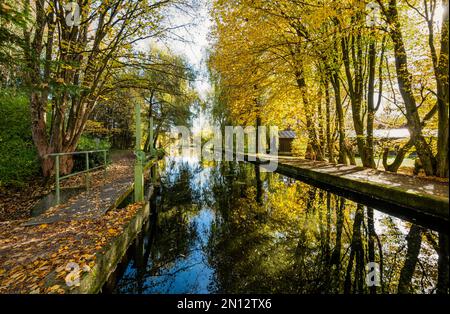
55,155,60,205
149,116,154,157
103,150,107,178
134,103,144,202
85,152,90,191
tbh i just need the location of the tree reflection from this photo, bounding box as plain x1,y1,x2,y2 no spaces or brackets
112,159,448,294
437,233,449,294
205,162,447,294
398,224,423,293
116,160,201,293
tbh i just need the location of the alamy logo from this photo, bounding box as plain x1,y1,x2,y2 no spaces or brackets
366,2,380,27
172,125,279,172
366,262,381,287
65,262,91,287
64,2,81,27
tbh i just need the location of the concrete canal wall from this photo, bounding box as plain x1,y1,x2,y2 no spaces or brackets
70,202,150,294
242,153,449,225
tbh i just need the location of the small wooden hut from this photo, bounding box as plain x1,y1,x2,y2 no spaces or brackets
278,130,296,154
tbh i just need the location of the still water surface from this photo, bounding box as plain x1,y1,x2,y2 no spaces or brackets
106,155,448,294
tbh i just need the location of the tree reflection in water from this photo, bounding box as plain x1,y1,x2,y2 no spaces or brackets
110,157,449,294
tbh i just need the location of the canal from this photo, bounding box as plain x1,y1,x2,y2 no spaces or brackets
103,155,448,294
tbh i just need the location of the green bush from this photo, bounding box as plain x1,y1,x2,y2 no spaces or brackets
77,135,111,151
73,135,111,171
0,89,40,187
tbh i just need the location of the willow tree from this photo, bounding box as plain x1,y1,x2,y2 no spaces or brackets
99,47,198,152
140,48,198,152
21,0,187,176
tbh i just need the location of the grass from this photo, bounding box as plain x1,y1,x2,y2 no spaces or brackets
354,157,416,170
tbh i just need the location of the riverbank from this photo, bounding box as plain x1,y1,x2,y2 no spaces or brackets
0,201,149,293
244,153,449,224
0,150,156,293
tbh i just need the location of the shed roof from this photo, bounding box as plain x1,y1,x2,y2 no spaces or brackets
279,130,297,139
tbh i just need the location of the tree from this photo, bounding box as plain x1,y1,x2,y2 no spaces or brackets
377,0,448,177
139,48,198,152
90,47,198,151
210,0,448,177
0,1,28,86
21,0,188,176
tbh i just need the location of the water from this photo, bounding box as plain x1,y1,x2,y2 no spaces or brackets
106,155,449,294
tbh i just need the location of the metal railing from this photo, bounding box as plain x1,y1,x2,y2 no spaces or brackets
47,150,108,205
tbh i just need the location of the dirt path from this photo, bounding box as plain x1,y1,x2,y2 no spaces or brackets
0,151,146,293
0,150,134,222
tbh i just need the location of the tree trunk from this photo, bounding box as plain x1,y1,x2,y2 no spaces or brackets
437,233,449,294
144,92,154,153
256,114,262,154
382,0,436,176
324,77,334,162
341,29,374,168
366,29,378,169
344,204,364,294
436,0,449,177
296,69,323,161
317,86,326,159
255,164,262,205
382,138,414,173
30,93,52,176
331,197,345,266
367,207,377,294
330,71,349,165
